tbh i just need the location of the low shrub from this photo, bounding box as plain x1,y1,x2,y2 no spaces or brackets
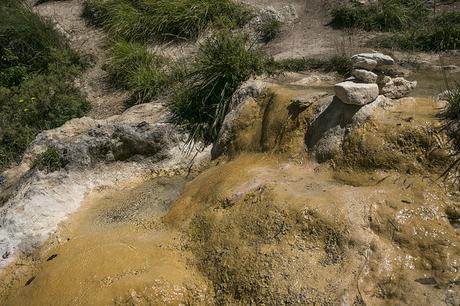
258,18,282,43
33,147,68,173
172,30,266,143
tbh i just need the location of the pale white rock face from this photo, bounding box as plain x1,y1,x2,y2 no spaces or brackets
379,77,417,99
352,53,395,67
352,57,377,71
352,69,378,83
334,81,379,105
0,101,211,269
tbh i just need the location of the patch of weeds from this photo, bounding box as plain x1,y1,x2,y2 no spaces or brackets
83,0,252,42
258,18,282,43
375,273,410,302
0,0,89,170
172,30,266,143
33,147,68,173
331,1,460,51
271,55,352,76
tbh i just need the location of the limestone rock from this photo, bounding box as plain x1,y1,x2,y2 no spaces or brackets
288,92,329,119
352,57,377,71
379,77,417,99
334,81,379,105
212,80,269,159
352,69,378,83
352,53,395,68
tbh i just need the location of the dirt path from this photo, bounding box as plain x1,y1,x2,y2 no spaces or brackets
32,0,128,119
245,0,370,59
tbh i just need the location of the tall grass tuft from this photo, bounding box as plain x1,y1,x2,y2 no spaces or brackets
104,40,182,105
440,82,460,180
172,30,266,143
83,0,252,42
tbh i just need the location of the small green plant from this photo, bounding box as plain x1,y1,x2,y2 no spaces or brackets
258,18,282,43
172,30,266,143
33,147,67,173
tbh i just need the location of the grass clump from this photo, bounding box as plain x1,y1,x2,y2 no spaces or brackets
258,18,282,43
0,1,89,169
172,30,266,143
330,0,460,51
33,147,68,173
83,0,252,42
104,41,172,105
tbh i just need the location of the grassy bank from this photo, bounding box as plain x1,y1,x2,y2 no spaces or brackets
0,0,89,169
331,1,460,51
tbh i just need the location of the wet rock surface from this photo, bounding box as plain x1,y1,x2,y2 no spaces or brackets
0,102,208,268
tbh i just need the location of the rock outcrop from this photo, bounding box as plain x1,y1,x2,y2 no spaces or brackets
0,102,209,268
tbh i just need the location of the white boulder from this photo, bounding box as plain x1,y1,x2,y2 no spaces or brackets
334,81,379,106
352,53,395,68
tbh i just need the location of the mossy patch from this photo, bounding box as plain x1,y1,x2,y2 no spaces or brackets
337,122,450,173
187,186,350,305
33,147,67,173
